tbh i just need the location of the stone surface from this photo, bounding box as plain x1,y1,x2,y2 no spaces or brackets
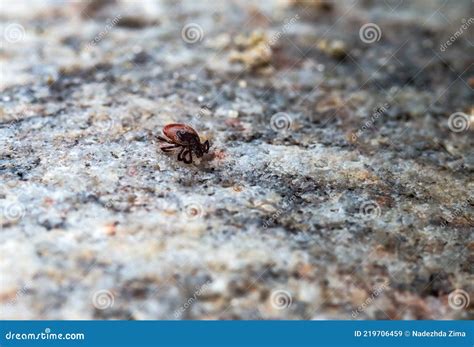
0,0,472,320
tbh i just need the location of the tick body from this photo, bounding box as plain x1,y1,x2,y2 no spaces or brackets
157,124,210,164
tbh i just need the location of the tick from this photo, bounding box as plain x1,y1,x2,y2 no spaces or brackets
157,124,210,164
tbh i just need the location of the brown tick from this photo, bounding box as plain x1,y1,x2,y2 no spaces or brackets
157,124,210,164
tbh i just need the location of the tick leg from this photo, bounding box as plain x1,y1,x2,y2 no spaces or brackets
160,144,180,152
177,147,186,161
182,149,193,164
157,135,173,144
202,140,210,153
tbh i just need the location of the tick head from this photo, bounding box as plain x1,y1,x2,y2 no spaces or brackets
194,140,210,158
176,129,200,144
193,143,204,157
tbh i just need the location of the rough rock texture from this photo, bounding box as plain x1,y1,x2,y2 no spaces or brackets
0,0,473,320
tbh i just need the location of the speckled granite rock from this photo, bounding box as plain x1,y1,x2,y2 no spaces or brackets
0,0,473,320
